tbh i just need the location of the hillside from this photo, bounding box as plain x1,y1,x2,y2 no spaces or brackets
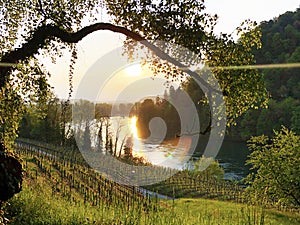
2,142,299,225
230,8,300,140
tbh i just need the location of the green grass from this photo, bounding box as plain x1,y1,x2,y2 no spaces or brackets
5,167,145,225
171,198,300,225
3,157,300,225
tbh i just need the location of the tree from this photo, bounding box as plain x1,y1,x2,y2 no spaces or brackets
72,99,96,152
190,157,224,181
18,96,71,145
234,9,300,140
245,127,300,207
112,118,125,157
0,154,22,202
136,99,156,138
181,77,211,135
256,98,299,136
254,8,300,65
0,0,268,150
291,106,300,134
83,121,92,151
122,136,147,165
0,0,268,201
240,109,261,140
123,136,133,160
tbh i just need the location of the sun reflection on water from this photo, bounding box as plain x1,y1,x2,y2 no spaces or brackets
127,116,192,168
129,116,144,158
130,116,138,139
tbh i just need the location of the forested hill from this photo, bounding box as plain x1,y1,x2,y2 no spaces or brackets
254,8,300,64
231,8,300,140
253,8,300,101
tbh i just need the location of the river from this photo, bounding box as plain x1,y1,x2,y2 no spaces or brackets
215,140,249,180
85,116,249,181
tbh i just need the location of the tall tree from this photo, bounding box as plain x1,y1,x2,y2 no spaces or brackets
0,1,268,152
0,0,268,201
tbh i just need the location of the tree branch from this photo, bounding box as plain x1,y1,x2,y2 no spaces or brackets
37,0,46,19
0,22,223,96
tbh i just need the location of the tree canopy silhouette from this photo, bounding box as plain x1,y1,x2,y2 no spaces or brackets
0,0,268,201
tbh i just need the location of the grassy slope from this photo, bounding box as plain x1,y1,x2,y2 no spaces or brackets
4,157,300,225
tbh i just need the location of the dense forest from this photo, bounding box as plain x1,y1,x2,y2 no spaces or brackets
229,8,300,140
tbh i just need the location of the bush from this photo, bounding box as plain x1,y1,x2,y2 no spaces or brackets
244,127,300,207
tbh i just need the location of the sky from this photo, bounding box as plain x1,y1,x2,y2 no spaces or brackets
205,0,299,34
44,0,300,102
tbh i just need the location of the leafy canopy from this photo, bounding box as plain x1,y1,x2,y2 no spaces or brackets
245,127,300,207
0,0,268,151
106,0,268,125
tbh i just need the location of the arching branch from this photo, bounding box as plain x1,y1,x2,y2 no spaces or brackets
0,22,223,96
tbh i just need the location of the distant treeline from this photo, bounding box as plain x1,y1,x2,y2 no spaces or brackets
18,81,210,156
18,98,149,164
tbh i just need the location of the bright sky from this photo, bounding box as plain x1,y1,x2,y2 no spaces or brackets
205,0,299,34
45,0,299,101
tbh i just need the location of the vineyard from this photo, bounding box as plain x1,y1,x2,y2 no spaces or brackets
145,172,245,202
15,140,245,203
3,140,298,224
14,140,299,209
15,141,154,210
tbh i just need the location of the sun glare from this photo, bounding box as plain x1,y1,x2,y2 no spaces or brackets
125,63,143,76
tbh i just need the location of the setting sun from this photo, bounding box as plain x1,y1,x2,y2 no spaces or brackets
124,63,143,76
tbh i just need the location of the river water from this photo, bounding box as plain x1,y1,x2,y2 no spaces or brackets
215,140,249,180
86,117,249,181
